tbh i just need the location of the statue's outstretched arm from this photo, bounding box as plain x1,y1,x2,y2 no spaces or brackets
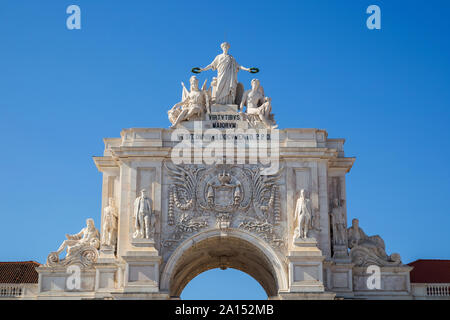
200,63,213,72
240,66,250,72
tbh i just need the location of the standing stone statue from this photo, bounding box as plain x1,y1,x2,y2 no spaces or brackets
331,198,347,246
133,189,155,239
200,42,251,105
293,189,313,240
102,197,118,248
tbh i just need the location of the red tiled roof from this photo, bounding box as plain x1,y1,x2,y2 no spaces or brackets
408,259,450,283
0,261,41,284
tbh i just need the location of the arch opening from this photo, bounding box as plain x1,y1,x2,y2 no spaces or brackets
165,234,283,299
180,268,268,300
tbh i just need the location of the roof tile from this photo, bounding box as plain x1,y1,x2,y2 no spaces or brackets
408,259,450,283
0,261,41,284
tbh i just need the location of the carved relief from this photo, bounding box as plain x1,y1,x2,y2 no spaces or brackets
163,163,210,248
163,162,284,252
239,219,284,247
207,172,241,210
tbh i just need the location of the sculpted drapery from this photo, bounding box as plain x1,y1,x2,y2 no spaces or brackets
201,42,250,105
208,53,240,104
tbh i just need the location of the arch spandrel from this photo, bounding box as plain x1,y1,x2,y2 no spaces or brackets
161,163,286,249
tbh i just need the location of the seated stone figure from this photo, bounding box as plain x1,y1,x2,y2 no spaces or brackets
47,218,100,267
347,218,401,266
240,79,277,129
168,76,209,127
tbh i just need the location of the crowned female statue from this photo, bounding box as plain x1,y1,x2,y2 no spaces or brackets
200,42,251,105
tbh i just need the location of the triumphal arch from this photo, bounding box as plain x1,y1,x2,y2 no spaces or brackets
35,43,413,299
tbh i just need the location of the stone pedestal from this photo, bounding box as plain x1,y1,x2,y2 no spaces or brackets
210,104,238,113
324,260,354,298
94,264,117,292
94,246,119,295
352,265,413,299
98,246,116,263
177,104,255,130
332,244,350,262
122,239,162,294
287,238,326,294
36,266,97,299
131,238,156,248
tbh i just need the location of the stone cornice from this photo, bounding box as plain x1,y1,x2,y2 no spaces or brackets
328,157,356,173
94,128,355,172
93,156,118,172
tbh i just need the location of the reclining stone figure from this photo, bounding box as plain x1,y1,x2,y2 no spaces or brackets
47,218,100,267
347,218,401,267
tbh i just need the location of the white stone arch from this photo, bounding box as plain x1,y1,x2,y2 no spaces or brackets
160,228,289,298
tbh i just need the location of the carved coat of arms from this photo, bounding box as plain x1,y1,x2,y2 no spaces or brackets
163,162,284,254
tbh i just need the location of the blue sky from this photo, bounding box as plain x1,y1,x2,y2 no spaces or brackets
0,1,449,299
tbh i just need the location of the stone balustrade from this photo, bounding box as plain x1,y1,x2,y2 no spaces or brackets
426,284,450,297
0,284,23,298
